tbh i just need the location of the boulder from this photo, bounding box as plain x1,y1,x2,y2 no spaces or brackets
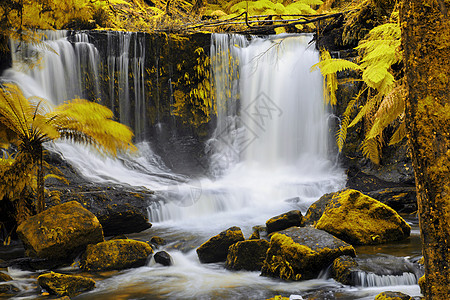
226,239,270,271
96,207,152,237
261,227,355,280
37,272,95,297
315,189,411,245
196,226,245,263
374,291,413,300
154,251,172,266
367,187,417,214
17,201,104,259
266,210,305,234
81,239,153,271
332,255,422,286
0,272,12,282
151,236,166,246
304,193,334,225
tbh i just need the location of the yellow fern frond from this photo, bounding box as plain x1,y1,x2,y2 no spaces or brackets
348,92,381,128
389,120,406,145
336,87,367,152
367,84,405,140
361,136,381,165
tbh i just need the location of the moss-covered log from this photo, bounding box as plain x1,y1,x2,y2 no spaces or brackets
400,0,450,298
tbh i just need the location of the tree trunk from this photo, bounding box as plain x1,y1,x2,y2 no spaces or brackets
400,1,450,299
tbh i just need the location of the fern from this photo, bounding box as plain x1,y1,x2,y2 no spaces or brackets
388,120,406,145
312,50,360,105
361,135,381,165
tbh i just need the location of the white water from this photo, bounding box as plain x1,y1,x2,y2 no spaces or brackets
0,32,422,300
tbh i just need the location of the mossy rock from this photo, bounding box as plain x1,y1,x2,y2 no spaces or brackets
81,239,153,271
150,236,166,246
261,227,355,280
305,193,334,225
374,291,413,300
226,239,270,271
37,272,95,297
17,201,104,259
315,189,411,245
196,226,245,263
0,272,12,282
266,210,305,234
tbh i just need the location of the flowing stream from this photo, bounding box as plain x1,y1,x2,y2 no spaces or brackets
0,31,422,299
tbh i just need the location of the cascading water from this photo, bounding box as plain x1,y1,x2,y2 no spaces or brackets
0,31,422,300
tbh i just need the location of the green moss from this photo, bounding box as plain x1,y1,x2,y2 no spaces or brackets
315,189,411,245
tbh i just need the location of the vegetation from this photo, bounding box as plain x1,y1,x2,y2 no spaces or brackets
313,10,403,164
0,83,135,227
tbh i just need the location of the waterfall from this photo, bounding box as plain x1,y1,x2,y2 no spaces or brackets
148,34,345,226
354,272,419,287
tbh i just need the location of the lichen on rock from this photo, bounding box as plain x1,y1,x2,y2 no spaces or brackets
315,189,411,245
37,272,95,297
261,227,356,280
196,226,245,263
226,239,270,271
16,201,104,259
81,239,153,272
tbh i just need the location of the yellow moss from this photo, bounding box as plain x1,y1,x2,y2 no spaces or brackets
315,189,411,245
37,272,95,297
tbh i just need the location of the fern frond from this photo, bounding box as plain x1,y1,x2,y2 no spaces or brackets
388,120,406,145
348,92,380,128
361,136,381,165
336,87,367,152
367,84,405,140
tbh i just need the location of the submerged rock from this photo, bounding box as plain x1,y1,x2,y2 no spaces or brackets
196,226,245,263
151,236,166,246
38,272,95,297
226,239,270,271
374,291,413,300
17,201,104,259
154,251,172,266
266,210,305,234
81,239,153,271
261,227,355,280
332,255,423,287
315,189,411,245
0,272,12,282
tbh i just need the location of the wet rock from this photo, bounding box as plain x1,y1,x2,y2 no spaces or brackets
151,236,166,246
367,187,417,214
418,275,426,295
249,230,260,240
0,283,19,297
374,291,413,300
332,255,423,286
304,193,334,225
38,272,95,297
315,189,411,245
0,271,12,282
0,257,65,271
97,207,152,237
252,225,267,239
154,251,172,266
261,227,356,280
196,226,245,263
17,201,104,260
226,239,270,271
266,210,305,234
81,239,153,271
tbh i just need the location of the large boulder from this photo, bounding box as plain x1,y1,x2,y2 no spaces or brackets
304,193,334,225
38,272,95,297
374,291,413,300
95,206,152,237
17,201,104,259
315,189,411,245
81,239,153,271
226,239,270,271
196,227,245,263
266,210,305,234
332,255,423,286
261,227,356,280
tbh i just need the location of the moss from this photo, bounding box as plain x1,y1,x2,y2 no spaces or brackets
81,239,153,272
225,239,269,271
261,227,355,281
196,226,245,263
331,256,358,285
37,272,95,297
150,236,166,246
315,189,411,245
374,291,413,300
